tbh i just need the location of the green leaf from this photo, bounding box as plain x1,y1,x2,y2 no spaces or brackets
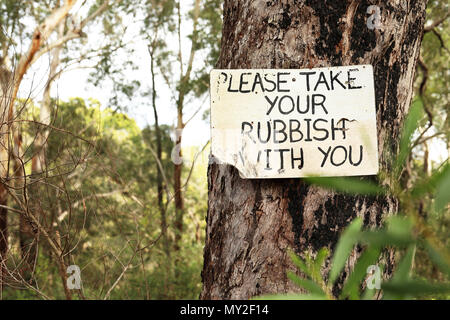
357,231,415,248
329,218,363,285
304,177,384,196
382,280,450,299
395,99,424,177
312,247,329,282
410,163,449,198
386,216,414,238
289,250,312,278
435,163,450,212
340,246,381,300
361,287,377,300
314,247,329,269
383,246,416,300
423,241,450,279
287,271,325,296
357,216,415,248
391,245,416,282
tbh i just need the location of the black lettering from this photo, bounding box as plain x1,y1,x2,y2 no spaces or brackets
296,95,310,114
304,119,313,142
238,150,245,166
275,149,289,170
277,72,290,92
299,71,316,91
347,68,362,89
227,74,239,92
239,72,251,93
318,146,331,167
264,74,277,92
312,94,328,114
264,149,272,170
314,71,330,91
291,148,304,169
349,145,363,166
289,119,303,142
278,95,295,114
313,119,329,141
265,95,279,115
257,121,271,143
256,150,262,163
273,120,287,143
252,73,265,93
330,71,346,90
330,146,347,166
331,118,347,140
241,122,255,143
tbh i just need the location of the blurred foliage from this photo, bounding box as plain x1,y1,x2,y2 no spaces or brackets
4,97,209,299
258,98,449,300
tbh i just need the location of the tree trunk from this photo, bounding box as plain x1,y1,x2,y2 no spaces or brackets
173,0,200,252
201,0,427,299
149,44,170,259
173,120,184,252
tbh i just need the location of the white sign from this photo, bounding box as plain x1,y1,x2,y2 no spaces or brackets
210,65,379,179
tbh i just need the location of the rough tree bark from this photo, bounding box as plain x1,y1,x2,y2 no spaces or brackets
201,0,427,299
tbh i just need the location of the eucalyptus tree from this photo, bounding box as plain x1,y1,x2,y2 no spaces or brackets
142,0,221,252
96,0,221,254
201,0,429,299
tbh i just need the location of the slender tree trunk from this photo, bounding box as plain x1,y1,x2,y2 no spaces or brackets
173,1,185,252
173,0,185,252
173,108,184,251
149,44,170,259
172,0,200,252
201,0,427,299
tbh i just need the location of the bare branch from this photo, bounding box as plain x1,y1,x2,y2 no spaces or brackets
424,12,450,32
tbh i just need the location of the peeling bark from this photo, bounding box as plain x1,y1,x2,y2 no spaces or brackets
201,0,427,299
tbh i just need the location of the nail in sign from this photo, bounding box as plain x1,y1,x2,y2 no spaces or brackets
210,65,379,179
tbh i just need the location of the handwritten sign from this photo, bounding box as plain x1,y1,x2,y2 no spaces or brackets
210,65,379,179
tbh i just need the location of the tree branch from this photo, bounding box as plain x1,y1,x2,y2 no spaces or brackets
424,12,449,32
